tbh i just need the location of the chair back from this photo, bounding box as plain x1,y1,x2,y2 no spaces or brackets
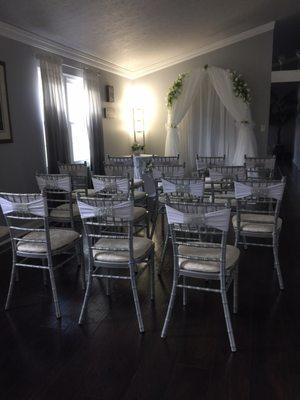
152,154,180,166
92,175,131,200
234,178,285,231
196,155,225,176
166,201,231,275
244,155,276,179
36,173,74,227
208,166,246,182
104,163,134,179
77,196,135,262
58,162,89,193
0,193,50,256
107,155,134,167
161,178,204,202
152,163,185,180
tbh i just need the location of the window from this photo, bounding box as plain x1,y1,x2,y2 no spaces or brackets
38,68,90,167
64,74,90,163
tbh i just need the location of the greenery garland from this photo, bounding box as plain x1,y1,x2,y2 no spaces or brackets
166,73,187,108
230,70,252,104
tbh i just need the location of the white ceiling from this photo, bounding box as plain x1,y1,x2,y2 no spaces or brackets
0,0,299,77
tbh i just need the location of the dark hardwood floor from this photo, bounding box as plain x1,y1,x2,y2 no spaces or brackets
1,164,300,399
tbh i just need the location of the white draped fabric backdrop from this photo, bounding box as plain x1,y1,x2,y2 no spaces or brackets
165,66,257,168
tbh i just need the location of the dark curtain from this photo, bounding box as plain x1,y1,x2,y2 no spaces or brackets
83,69,105,174
39,56,70,173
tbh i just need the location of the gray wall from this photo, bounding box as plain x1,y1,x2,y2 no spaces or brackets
0,35,131,193
135,30,274,156
0,36,45,192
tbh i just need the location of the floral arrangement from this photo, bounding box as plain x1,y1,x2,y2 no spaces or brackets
166,73,187,108
144,160,154,173
230,70,252,104
131,142,144,152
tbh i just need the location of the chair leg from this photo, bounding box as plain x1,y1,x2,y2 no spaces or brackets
146,213,150,239
242,235,248,250
5,260,17,310
273,234,284,290
233,267,238,314
78,273,93,324
150,251,155,301
183,276,187,306
161,275,178,338
129,263,144,333
43,269,48,286
221,289,236,352
48,267,61,319
158,230,169,275
105,269,111,296
234,231,239,247
150,206,158,239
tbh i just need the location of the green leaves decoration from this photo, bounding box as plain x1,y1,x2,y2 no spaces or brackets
167,73,187,108
230,70,252,104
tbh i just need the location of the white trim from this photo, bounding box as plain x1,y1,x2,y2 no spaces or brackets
271,70,300,83
0,20,274,80
0,21,134,79
133,22,275,78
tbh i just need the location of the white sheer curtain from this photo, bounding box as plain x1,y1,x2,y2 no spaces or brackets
207,66,257,165
180,75,236,172
165,66,257,165
165,69,203,155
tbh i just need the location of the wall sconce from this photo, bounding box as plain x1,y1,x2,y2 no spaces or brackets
133,107,145,149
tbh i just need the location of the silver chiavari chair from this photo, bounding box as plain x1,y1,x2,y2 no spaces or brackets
107,154,134,167
0,224,10,254
196,154,226,178
208,166,247,206
244,155,276,180
149,163,186,240
77,196,155,332
161,201,239,352
36,173,80,229
152,154,180,166
0,192,83,318
92,174,149,237
104,163,146,200
159,178,206,274
58,161,93,197
233,178,286,290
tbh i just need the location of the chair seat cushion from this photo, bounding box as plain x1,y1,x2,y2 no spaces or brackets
178,243,240,273
133,207,147,220
93,237,153,262
72,188,95,199
50,203,80,219
0,225,9,239
232,213,282,233
134,190,146,201
17,229,80,253
133,179,143,188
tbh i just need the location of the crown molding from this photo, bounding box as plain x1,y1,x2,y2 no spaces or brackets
0,20,134,79
0,20,274,80
132,21,275,79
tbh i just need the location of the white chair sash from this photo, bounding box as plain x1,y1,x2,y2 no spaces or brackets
234,181,285,200
92,177,129,194
196,159,207,170
0,197,46,217
165,205,230,232
77,200,134,220
36,175,72,192
161,179,204,197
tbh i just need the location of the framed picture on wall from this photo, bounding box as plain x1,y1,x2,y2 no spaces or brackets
105,85,114,102
0,61,12,143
